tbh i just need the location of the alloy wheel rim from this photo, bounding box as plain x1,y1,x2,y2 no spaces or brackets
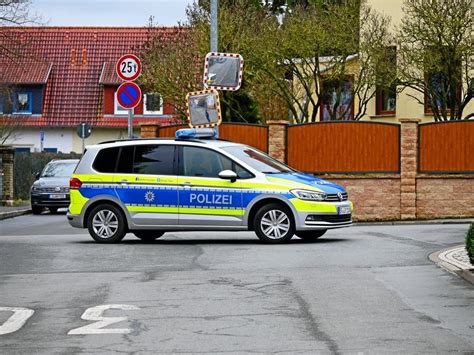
92,210,119,238
260,209,290,239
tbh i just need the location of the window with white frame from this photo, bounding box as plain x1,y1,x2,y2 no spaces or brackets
13,92,33,114
143,93,163,115
114,90,130,115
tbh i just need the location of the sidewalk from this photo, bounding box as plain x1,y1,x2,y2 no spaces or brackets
430,245,474,285
0,204,31,220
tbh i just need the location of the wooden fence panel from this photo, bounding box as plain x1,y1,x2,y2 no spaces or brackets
158,123,268,152
419,121,474,173
287,122,400,173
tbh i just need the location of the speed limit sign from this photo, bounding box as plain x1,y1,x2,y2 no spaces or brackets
116,54,141,81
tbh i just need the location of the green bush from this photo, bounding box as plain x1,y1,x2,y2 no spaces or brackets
14,152,81,200
466,223,474,266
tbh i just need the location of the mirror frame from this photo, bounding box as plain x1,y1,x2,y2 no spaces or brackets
203,52,244,91
186,89,222,128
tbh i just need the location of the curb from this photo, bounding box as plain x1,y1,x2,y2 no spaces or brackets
0,208,31,220
429,246,474,285
355,218,473,226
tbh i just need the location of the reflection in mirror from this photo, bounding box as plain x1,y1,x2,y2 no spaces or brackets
204,53,243,90
187,90,221,127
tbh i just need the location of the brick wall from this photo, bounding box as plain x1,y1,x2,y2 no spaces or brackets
417,177,474,219
0,146,14,206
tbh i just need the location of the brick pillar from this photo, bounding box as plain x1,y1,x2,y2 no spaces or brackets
0,146,15,206
140,123,160,138
399,118,421,220
267,120,288,163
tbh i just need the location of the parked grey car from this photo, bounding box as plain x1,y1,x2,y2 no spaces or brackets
31,159,79,214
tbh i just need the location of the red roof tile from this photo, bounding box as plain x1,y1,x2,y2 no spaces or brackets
0,27,181,127
99,62,121,85
0,61,52,84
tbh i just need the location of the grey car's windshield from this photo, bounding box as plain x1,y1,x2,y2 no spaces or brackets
41,162,77,178
222,146,294,174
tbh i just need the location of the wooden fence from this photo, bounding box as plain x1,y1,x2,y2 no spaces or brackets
287,122,400,173
418,121,474,173
158,123,269,152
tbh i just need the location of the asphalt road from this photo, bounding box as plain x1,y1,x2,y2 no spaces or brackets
1,213,473,354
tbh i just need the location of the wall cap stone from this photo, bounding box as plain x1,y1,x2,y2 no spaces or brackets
267,120,289,125
417,174,474,179
398,118,422,124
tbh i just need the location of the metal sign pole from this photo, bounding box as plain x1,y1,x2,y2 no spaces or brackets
210,0,218,137
81,124,85,154
128,108,133,138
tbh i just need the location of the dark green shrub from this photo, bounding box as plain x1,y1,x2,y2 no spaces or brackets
14,152,81,200
466,223,474,266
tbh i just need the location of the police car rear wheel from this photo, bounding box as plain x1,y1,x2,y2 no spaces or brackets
296,230,327,241
133,231,165,241
87,204,126,243
254,203,295,243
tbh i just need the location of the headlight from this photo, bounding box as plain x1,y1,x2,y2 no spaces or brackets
31,186,41,192
290,189,326,201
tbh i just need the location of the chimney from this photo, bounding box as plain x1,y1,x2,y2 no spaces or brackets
70,48,77,66
82,48,87,65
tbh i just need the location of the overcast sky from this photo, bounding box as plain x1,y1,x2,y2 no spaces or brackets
30,0,193,26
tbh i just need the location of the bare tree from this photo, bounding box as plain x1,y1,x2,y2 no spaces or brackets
397,0,474,121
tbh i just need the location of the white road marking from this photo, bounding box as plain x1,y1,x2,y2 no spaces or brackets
0,307,34,335
68,304,140,335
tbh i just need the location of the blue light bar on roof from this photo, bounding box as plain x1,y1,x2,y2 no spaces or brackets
175,128,217,139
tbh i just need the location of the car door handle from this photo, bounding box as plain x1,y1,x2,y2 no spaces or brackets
119,180,129,185
181,182,192,187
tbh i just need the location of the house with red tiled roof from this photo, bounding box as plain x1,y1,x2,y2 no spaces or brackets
0,27,179,152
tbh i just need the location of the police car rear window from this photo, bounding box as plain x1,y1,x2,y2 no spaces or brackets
133,145,175,175
93,147,119,173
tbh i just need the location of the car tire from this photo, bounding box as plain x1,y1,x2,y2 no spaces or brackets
87,204,127,243
49,207,58,214
31,206,43,215
133,231,165,241
296,230,327,241
253,203,295,244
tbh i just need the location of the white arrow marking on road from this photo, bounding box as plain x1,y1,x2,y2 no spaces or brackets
0,307,35,335
68,304,140,335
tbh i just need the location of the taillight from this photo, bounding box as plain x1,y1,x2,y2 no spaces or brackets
70,178,82,190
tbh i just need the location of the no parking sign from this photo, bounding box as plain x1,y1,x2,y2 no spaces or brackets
116,82,142,110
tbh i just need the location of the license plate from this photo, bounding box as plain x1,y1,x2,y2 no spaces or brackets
338,206,351,215
50,194,66,199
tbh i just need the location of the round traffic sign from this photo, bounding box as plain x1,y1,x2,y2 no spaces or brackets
116,54,141,81
116,82,142,109
77,123,92,138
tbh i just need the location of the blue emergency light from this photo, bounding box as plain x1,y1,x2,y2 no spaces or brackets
175,128,217,139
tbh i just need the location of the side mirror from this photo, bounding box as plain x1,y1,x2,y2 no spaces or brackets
35,172,40,180
218,170,238,183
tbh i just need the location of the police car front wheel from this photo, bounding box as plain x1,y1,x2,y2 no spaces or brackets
87,204,127,243
254,203,295,243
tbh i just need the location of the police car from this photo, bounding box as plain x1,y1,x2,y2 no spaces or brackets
67,130,353,244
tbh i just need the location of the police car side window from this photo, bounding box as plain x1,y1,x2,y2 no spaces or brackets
182,146,231,178
133,145,175,175
93,147,120,173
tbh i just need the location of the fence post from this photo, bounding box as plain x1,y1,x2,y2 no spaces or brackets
399,118,421,220
267,120,289,163
0,146,15,206
140,123,160,138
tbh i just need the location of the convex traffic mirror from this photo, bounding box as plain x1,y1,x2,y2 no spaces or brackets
186,89,222,128
203,52,244,91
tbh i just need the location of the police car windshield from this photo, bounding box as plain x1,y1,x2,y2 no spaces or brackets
222,146,294,174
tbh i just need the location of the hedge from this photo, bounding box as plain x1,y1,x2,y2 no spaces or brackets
466,223,474,266
14,152,81,200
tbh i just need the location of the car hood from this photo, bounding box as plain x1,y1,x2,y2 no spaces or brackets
266,172,346,194
33,177,70,188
